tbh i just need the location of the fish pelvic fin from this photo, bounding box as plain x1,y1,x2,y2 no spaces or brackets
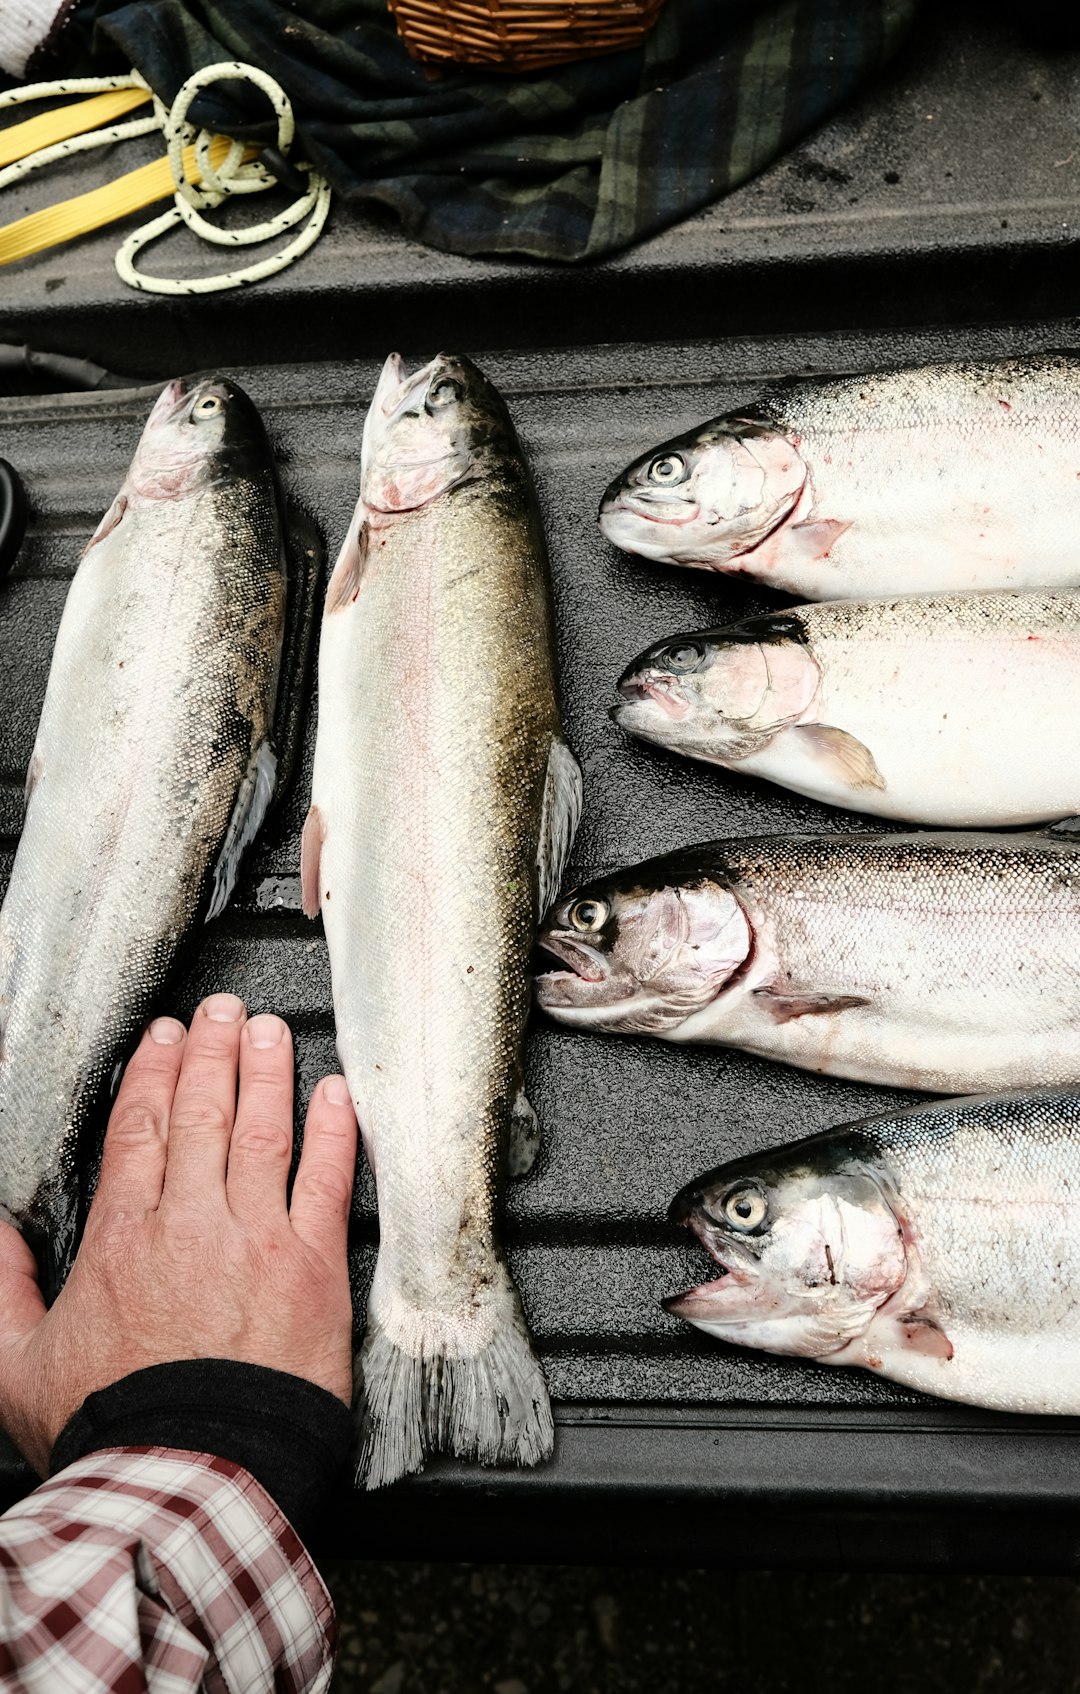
355,1292,554,1491
536,737,583,917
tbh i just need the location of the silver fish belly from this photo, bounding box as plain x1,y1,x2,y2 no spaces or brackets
667,1090,1080,1415
305,352,581,1490
600,354,1080,597
536,832,1080,1093
0,377,285,1294
614,592,1080,826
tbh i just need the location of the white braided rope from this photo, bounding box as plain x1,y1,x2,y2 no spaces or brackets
0,72,159,190
0,62,331,293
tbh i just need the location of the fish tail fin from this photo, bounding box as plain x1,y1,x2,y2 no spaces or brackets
355,1289,553,1491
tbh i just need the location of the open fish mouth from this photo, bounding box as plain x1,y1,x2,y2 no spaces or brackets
615,677,687,720
621,500,702,527
662,1207,755,1317
532,936,607,986
146,377,188,428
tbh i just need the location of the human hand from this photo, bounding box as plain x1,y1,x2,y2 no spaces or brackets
0,994,358,1476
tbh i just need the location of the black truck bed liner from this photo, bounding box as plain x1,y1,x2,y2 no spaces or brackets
2,4,1080,1569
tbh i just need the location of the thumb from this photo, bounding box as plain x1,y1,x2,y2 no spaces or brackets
0,1220,46,1345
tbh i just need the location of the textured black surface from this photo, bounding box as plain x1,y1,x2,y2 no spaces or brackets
6,0,1080,1562
5,323,1080,1564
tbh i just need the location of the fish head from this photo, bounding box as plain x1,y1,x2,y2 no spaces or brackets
361,351,518,513
664,1139,906,1358
598,416,807,570
613,613,820,760
534,863,751,1035
130,375,268,499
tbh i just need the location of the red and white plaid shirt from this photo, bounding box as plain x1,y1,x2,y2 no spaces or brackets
0,1446,336,1691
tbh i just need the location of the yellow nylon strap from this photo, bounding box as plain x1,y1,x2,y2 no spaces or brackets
0,87,152,168
0,133,248,267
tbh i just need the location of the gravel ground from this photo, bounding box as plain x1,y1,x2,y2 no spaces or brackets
320,1562,1080,1693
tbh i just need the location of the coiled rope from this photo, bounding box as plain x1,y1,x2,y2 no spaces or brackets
0,61,331,293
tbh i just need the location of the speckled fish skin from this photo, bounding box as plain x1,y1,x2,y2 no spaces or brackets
306,352,580,1490
535,831,1080,1093
599,355,1080,597
0,377,286,1297
614,591,1080,826
666,1090,1080,1415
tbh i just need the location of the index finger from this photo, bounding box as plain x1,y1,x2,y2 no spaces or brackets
289,1075,357,1258
92,1017,187,1220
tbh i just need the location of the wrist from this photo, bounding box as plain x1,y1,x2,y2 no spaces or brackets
49,1359,355,1544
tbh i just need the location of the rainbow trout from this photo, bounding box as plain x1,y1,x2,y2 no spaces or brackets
0,377,289,1297
600,354,1080,597
614,591,1080,826
304,352,581,1489
668,1090,1080,1415
536,831,1080,1094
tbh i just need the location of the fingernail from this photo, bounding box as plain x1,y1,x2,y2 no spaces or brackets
248,1013,286,1048
323,1075,351,1106
204,993,245,1023
149,1017,185,1045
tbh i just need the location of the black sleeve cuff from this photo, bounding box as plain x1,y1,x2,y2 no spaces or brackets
49,1359,355,1544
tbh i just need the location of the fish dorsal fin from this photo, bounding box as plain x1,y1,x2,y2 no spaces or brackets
794,723,885,791
536,737,583,917
206,739,277,922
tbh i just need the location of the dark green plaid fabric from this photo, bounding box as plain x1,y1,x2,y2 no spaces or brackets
57,0,918,262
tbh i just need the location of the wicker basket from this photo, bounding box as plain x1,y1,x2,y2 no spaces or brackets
387,0,666,72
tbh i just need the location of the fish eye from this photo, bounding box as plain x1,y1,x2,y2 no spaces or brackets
427,377,462,409
722,1184,768,1232
192,393,225,419
647,453,685,485
568,897,609,933
662,641,704,672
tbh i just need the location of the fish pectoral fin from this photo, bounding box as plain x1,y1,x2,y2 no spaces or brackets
895,1309,954,1361
795,724,886,792
536,737,583,917
82,493,127,555
786,517,851,561
508,1087,540,1177
753,987,871,1024
300,803,325,920
206,739,278,923
325,509,369,613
